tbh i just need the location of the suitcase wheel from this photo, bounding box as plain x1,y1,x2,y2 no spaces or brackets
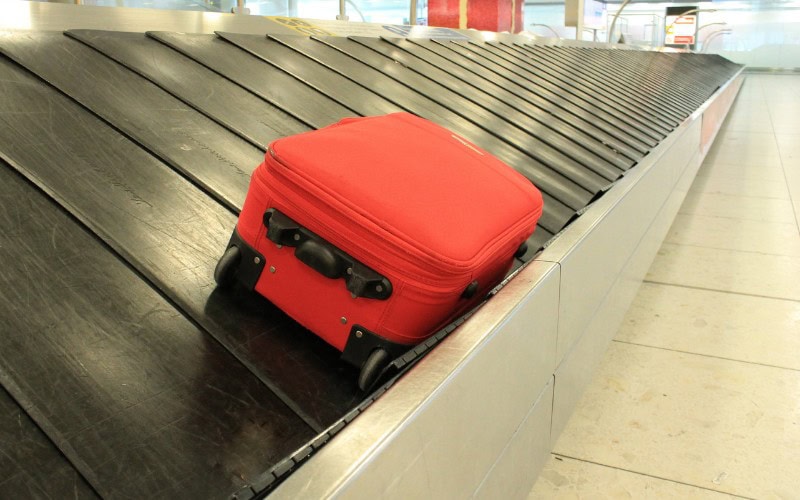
515,242,529,259
358,348,390,392
214,245,242,288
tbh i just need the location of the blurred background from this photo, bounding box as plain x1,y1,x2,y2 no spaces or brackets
23,0,800,71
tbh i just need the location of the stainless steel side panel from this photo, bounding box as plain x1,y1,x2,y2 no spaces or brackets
550,122,703,441
547,72,744,442
542,117,703,367
271,261,560,499
474,377,554,499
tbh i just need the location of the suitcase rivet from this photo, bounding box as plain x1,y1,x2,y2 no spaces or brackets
376,285,383,293
346,268,353,275
254,257,261,264
276,244,283,249
293,234,301,241
269,266,276,273
340,317,347,324
355,330,363,338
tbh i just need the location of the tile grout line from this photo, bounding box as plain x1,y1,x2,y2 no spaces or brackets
642,279,800,304
549,453,756,500
672,212,797,227
677,210,794,225
685,188,791,202
691,172,787,183
775,135,800,237
611,340,800,373
761,77,800,236
659,241,799,259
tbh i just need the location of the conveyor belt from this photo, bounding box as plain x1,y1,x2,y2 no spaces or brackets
0,28,742,499
144,31,355,129
351,36,634,174
0,385,97,498
66,30,310,149
485,44,677,133
0,49,361,429
0,163,313,498
400,39,653,155
1,32,260,213
525,45,686,125
419,39,663,148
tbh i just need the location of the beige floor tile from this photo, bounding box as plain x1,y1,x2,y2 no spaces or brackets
777,154,800,168
688,173,789,198
734,83,764,99
732,82,766,96
769,120,800,135
552,343,800,499
718,116,773,134
775,133,800,148
721,107,773,127
730,94,764,105
722,106,769,121
768,99,800,114
762,93,800,110
711,130,779,153
695,160,786,182
646,243,800,301
617,282,800,370
776,135,800,166
761,75,800,92
783,182,800,231
703,146,783,169
719,96,768,112
665,213,800,256
724,101,770,114
728,93,770,108
730,98,765,108
768,94,800,124
679,190,796,224
735,79,764,92
780,156,800,228
529,455,740,499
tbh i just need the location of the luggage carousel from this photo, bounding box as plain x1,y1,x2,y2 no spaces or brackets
0,4,743,499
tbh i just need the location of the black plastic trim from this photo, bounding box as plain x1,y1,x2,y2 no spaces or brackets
341,325,411,368
225,227,266,291
264,208,393,300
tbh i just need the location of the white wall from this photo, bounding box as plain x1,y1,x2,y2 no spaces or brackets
712,8,800,67
524,4,577,39
614,2,800,67
524,0,800,68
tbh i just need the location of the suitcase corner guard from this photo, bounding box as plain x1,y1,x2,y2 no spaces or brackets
341,325,409,369
263,208,392,300
215,228,266,291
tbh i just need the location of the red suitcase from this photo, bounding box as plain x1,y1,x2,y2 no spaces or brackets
215,113,543,389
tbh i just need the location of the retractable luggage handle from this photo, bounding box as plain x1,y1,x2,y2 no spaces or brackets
263,209,393,300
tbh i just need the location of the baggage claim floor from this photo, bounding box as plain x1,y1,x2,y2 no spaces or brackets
530,74,800,498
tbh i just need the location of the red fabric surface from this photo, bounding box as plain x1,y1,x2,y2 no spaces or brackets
270,113,540,266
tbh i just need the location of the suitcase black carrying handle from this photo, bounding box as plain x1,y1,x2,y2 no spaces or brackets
263,209,392,300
